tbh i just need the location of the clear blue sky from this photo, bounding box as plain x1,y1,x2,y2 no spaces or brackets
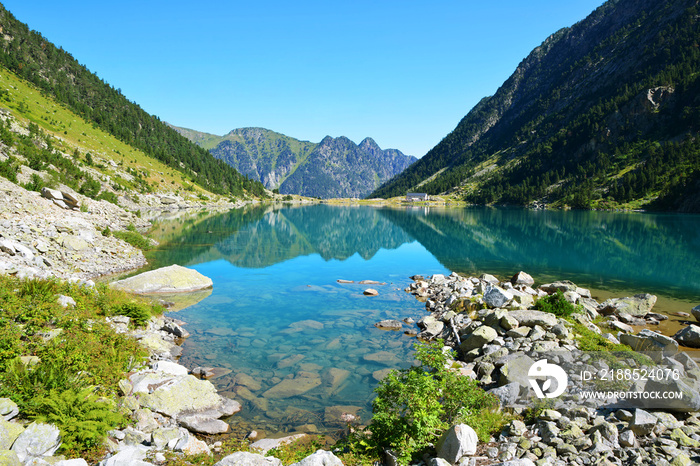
3,1,605,157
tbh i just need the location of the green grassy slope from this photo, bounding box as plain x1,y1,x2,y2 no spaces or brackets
0,3,265,198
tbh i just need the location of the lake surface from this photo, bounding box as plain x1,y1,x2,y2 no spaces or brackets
143,204,700,437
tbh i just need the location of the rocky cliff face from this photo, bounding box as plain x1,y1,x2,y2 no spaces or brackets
173,126,417,199
278,136,416,198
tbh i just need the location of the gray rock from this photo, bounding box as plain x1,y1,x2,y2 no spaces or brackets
152,361,189,376
619,429,636,447
642,377,700,412
673,324,700,348
289,450,343,466
151,427,181,450
480,273,500,285
0,239,16,256
488,382,521,407
507,310,558,328
0,398,19,421
177,413,229,435
490,460,536,466
10,422,62,463
110,264,213,294
40,187,64,201
435,424,478,463
428,458,451,466
484,286,513,308
56,460,89,466
162,321,190,338
374,320,402,330
498,353,536,388
511,271,535,287
251,434,307,454
539,281,577,293
0,451,21,466
214,452,282,466
619,329,679,361
629,409,657,436
417,315,444,338
460,326,497,352
98,445,154,466
598,293,657,316
0,419,25,450
57,295,76,308
691,305,700,322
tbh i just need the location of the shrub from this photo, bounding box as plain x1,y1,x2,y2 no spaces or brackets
362,340,503,464
110,301,152,327
78,176,101,198
22,173,45,192
0,156,18,183
534,290,578,317
35,387,125,453
97,191,119,205
113,229,151,251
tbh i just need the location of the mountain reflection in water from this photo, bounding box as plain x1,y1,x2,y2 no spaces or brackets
141,205,699,436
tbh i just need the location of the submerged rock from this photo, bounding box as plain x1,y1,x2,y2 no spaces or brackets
110,264,213,294
598,293,657,316
214,451,282,466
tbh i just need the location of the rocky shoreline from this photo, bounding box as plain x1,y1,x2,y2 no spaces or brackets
396,271,700,466
0,277,344,466
0,175,251,282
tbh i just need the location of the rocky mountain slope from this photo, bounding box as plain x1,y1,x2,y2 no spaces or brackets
371,0,700,212
172,126,417,199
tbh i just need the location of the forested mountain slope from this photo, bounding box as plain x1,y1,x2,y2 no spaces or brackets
0,3,265,197
371,0,700,212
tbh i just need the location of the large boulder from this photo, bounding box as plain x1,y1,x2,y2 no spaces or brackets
483,286,513,308
110,265,213,294
214,452,282,466
511,271,535,287
619,329,679,362
506,310,558,328
251,434,307,454
497,353,537,388
598,294,657,316
435,424,478,463
289,450,343,466
130,371,234,418
0,451,21,466
460,326,497,352
0,419,24,450
691,305,700,322
673,325,700,348
10,422,62,463
0,398,19,421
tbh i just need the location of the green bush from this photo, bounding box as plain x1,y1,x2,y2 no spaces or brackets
0,156,18,183
113,229,151,251
534,290,578,317
96,191,119,205
363,340,503,464
22,173,46,192
111,302,152,327
78,176,101,199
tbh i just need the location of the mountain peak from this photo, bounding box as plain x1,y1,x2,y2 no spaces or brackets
359,137,381,152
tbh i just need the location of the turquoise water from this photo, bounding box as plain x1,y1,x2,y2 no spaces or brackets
143,204,700,435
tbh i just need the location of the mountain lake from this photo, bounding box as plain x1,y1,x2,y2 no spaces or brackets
136,204,700,438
